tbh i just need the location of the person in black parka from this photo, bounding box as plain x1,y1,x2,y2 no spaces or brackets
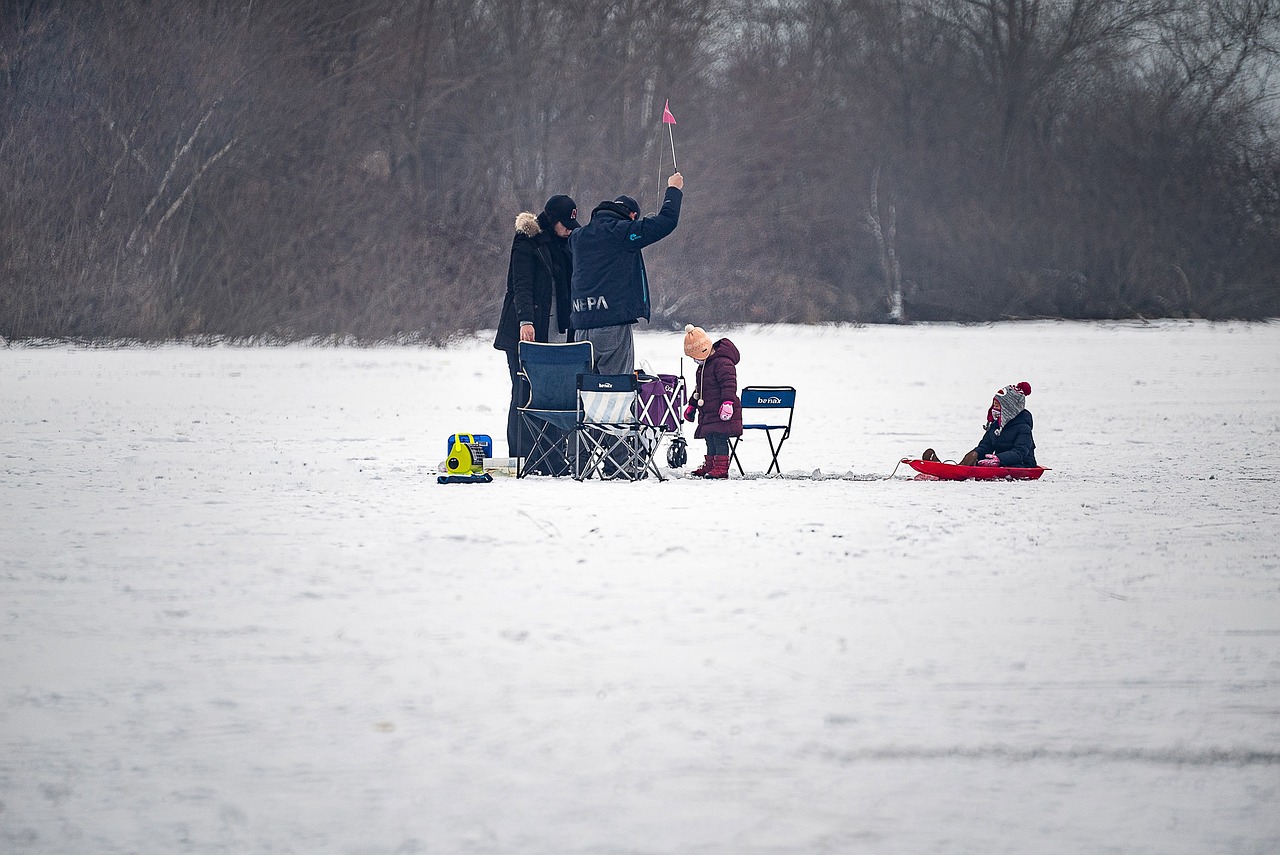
494,195,579,465
958,381,1038,468
681,324,742,479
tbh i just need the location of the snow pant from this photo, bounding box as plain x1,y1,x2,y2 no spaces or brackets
705,434,730,456
505,348,533,459
579,323,635,375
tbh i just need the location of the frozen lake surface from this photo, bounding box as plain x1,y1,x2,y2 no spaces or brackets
3,321,1279,853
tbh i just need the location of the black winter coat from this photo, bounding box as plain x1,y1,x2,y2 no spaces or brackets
693,339,743,439
973,409,1037,467
494,212,573,352
568,187,682,330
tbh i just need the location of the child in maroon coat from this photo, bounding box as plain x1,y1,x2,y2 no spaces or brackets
681,324,743,479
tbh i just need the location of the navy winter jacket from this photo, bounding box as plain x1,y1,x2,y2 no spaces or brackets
568,187,682,330
973,409,1037,467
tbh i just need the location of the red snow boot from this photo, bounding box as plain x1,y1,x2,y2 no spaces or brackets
691,454,712,477
704,454,731,479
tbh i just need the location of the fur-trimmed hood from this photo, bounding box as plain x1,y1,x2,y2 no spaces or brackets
515,211,541,238
494,210,573,353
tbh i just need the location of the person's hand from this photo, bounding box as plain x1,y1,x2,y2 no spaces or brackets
718,401,733,421
977,454,1001,467
683,402,697,422
960,451,978,466
519,323,535,342
668,171,684,190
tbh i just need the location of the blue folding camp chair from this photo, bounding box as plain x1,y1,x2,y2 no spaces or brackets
729,385,797,476
516,341,594,478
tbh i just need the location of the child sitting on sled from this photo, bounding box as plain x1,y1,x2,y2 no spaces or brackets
681,324,742,479
924,381,1037,468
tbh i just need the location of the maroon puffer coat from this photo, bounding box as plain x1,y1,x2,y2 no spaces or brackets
693,338,743,439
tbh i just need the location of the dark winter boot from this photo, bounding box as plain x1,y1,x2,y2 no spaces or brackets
922,448,940,463
704,455,731,479
691,455,712,477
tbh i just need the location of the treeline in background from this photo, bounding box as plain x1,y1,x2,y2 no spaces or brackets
2,0,1278,341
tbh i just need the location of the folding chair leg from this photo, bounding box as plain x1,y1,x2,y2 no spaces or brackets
729,437,745,476
574,427,665,482
765,432,783,475
574,427,626,481
518,416,574,478
641,429,665,482
576,427,586,481
729,431,787,476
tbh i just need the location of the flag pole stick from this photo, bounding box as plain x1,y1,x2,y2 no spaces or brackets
662,99,679,173
656,125,664,208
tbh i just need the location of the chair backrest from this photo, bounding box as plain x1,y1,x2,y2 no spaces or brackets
740,386,796,431
519,341,594,411
578,374,638,425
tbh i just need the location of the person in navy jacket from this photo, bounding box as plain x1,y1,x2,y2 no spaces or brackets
569,172,683,373
959,382,1038,467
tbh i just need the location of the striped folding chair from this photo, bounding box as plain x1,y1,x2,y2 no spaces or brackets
575,373,665,482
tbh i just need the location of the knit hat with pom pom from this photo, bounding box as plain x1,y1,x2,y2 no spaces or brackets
683,324,713,360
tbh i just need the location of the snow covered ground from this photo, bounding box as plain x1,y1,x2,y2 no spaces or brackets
2,321,1278,854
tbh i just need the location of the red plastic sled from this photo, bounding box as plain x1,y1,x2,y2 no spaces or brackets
903,458,1048,481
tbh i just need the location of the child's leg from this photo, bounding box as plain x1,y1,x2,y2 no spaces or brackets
705,435,731,478
691,438,714,476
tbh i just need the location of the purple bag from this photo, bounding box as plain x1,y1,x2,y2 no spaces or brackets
638,373,686,431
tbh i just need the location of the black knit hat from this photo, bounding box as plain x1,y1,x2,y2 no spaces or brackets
613,194,640,216
543,195,580,230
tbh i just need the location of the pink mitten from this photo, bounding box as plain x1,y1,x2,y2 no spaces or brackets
976,454,1001,467
683,402,697,422
718,401,733,421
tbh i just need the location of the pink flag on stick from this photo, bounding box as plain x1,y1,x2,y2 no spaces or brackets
662,99,679,172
